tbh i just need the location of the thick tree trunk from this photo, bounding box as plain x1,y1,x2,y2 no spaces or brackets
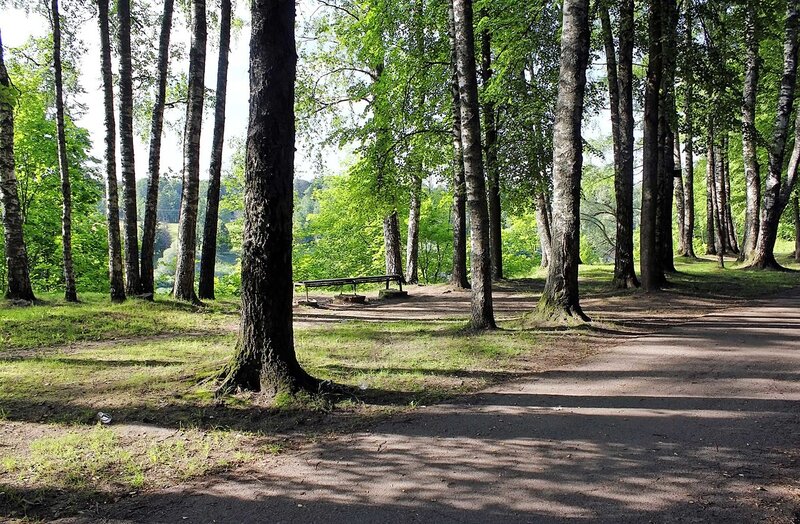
674,135,686,255
640,0,664,291
383,210,403,277
536,188,552,268
750,1,800,269
198,0,232,300
705,133,717,255
740,2,761,262
657,0,677,274
538,0,590,319
218,0,318,395
405,175,421,284
452,0,495,329
680,2,697,259
52,0,77,302
98,0,125,302
173,0,207,302
140,0,175,298
118,0,141,296
447,1,469,289
481,21,502,281
0,29,35,302
602,1,638,289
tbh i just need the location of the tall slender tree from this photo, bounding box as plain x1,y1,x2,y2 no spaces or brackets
740,2,761,262
0,29,35,302
447,0,469,289
679,1,697,259
118,0,141,295
173,0,207,302
452,0,495,329
405,0,425,286
656,0,677,273
98,0,125,302
538,0,590,318
199,0,232,300
140,0,175,298
219,0,318,394
481,15,502,281
51,0,77,302
640,0,664,291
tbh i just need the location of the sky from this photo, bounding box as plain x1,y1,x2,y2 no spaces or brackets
0,3,613,185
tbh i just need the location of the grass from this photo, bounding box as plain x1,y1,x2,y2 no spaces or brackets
0,257,798,520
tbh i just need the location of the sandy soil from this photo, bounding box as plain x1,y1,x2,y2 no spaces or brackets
58,292,800,523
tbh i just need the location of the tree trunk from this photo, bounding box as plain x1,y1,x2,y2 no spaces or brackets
705,132,717,255
173,0,207,302
750,1,800,269
140,0,175,298
536,188,552,268
674,134,686,255
710,150,726,268
98,0,125,302
0,29,35,302
481,20,502,281
118,0,141,296
447,0,469,289
640,0,663,291
538,0,590,319
740,2,761,262
452,0,496,329
198,0,232,300
218,0,318,395
405,175,421,284
602,1,638,289
657,0,677,274
794,194,800,262
383,210,403,277
722,137,739,253
713,142,730,253
680,2,697,259
52,0,77,302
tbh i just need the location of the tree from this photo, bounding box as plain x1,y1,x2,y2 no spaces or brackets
678,0,697,259
740,2,760,261
97,0,125,302
51,0,77,302
405,0,425,286
140,0,175,298
219,0,318,394
173,0,207,302
452,0,495,329
199,0,232,300
481,12,502,281
117,0,141,296
0,28,35,302
640,0,664,291
447,0,469,289
600,0,638,288
537,0,590,319
384,210,403,277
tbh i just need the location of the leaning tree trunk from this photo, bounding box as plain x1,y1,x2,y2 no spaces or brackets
750,1,800,269
452,0,495,329
740,2,761,262
405,175,422,284
705,132,717,255
140,0,175,298
602,0,638,289
681,6,697,259
535,187,552,268
481,20,502,281
218,0,318,395
118,0,141,296
640,0,664,291
52,0,77,302
0,29,35,302
173,0,207,302
447,0,469,289
198,0,232,300
98,0,125,302
384,210,403,277
538,0,591,319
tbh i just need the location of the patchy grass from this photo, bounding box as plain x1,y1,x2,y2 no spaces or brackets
0,257,798,520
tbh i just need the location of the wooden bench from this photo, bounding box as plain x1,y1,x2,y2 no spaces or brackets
294,274,404,301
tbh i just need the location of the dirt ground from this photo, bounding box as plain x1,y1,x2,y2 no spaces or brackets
51,288,800,523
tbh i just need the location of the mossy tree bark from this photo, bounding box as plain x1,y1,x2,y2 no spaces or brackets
219,0,318,395
537,0,590,319
0,29,35,302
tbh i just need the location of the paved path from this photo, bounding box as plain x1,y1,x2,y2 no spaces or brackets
78,294,800,523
